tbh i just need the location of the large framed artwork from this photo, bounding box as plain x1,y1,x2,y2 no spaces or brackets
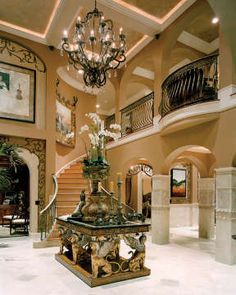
0,62,36,123
56,99,76,147
171,168,186,198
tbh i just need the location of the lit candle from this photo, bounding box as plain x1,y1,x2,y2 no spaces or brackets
111,42,116,48
110,181,114,192
101,16,104,22
77,16,81,23
119,27,123,34
90,29,94,37
63,30,68,38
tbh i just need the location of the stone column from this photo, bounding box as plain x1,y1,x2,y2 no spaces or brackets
215,168,236,265
198,178,215,239
152,175,170,244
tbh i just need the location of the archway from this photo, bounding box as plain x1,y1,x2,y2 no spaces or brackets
152,145,216,245
125,159,153,218
17,148,39,233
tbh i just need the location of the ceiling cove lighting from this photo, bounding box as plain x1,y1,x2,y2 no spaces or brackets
61,0,126,88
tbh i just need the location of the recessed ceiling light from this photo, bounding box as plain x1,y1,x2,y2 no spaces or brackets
212,17,219,24
96,104,100,108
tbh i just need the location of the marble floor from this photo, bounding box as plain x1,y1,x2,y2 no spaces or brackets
0,227,236,295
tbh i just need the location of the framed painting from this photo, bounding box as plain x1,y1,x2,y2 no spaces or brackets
56,99,76,147
171,168,187,198
0,61,36,123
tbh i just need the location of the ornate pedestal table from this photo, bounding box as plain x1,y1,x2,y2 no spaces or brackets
55,216,151,287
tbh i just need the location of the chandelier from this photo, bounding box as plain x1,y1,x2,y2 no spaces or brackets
61,0,126,88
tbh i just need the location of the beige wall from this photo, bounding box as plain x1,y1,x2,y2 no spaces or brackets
0,31,96,205
55,78,96,171
107,107,236,190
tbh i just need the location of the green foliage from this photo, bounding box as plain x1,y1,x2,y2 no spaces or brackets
0,142,24,190
0,169,12,190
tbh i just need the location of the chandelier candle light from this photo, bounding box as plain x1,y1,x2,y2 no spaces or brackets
61,0,126,88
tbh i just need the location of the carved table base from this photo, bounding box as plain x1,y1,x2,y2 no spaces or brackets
56,216,151,287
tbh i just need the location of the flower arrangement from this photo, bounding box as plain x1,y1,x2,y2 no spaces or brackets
79,113,121,180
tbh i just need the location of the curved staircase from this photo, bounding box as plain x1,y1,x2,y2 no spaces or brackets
56,162,89,217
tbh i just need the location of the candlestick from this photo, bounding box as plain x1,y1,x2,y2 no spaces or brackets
98,181,102,192
117,172,122,182
109,181,114,192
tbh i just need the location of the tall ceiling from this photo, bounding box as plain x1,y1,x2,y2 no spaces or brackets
0,0,219,114
0,0,218,58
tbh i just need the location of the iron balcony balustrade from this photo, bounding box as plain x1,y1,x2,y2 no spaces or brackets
159,54,219,117
121,92,154,137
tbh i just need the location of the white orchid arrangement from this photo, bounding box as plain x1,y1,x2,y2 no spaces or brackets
79,113,121,165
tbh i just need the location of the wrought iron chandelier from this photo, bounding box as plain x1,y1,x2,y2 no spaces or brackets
61,0,126,88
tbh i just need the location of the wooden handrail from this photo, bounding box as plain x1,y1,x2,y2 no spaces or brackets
40,174,58,215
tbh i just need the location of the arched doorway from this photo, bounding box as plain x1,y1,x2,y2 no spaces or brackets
152,145,216,245
125,162,153,218
0,158,30,237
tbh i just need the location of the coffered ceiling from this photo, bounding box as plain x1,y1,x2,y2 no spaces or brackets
0,0,219,114
121,0,182,19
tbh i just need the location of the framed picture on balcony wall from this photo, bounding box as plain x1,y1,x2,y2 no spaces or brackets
56,100,76,148
171,168,187,198
55,79,77,148
0,62,35,123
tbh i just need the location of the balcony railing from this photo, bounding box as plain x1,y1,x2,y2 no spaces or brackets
159,54,218,117
121,92,154,137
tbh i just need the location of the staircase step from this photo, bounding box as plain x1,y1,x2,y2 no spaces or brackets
58,183,87,189
56,201,78,207
58,188,87,193
58,178,87,184
57,207,75,216
64,169,83,174
60,173,83,178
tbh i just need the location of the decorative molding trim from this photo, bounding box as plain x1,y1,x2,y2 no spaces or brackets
178,31,219,54
0,36,46,72
0,135,46,231
215,167,236,174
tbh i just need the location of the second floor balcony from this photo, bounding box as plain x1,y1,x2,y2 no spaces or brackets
159,54,219,117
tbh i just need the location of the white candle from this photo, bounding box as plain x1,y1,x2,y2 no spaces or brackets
63,30,68,38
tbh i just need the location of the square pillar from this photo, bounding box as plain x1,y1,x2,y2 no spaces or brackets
198,178,215,239
151,175,170,244
215,167,236,264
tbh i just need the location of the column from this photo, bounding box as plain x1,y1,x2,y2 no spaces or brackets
152,175,170,244
215,167,236,264
198,178,215,239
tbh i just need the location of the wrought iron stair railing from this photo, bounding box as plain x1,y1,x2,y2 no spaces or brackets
159,54,219,117
121,92,154,137
39,174,58,240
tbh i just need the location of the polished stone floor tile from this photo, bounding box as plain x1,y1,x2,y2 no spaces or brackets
0,227,236,295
